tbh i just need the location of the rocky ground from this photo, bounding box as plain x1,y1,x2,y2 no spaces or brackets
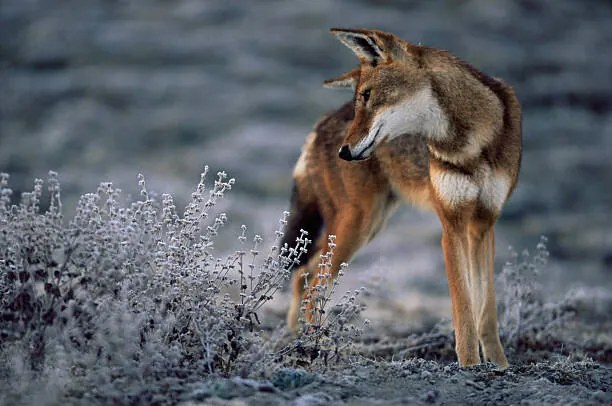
1,1,611,404
208,284,611,405
182,359,611,405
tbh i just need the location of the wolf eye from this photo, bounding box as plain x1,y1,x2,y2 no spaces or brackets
361,89,371,103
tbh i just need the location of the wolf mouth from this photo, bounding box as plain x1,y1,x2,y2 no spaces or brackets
355,125,382,160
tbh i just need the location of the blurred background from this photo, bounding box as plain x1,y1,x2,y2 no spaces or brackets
1,0,610,327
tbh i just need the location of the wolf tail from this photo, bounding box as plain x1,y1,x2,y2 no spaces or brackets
280,182,323,269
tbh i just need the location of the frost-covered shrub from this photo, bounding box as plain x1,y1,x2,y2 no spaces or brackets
0,170,311,403
497,236,576,354
497,236,549,348
275,235,369,367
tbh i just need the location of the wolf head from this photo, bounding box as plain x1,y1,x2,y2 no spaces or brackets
328,28,449,161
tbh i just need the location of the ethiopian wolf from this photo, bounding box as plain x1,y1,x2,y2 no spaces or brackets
282,28,521,368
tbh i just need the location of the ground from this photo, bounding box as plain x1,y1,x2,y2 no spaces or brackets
180,318,611,405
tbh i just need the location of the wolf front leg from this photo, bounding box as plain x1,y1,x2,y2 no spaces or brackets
468,219,509,368
438,211,481,367
287,251,321,333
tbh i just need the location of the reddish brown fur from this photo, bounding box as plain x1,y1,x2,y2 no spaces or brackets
285,29,521,369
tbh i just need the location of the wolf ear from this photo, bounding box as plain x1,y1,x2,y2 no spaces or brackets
330,28,389,66
323,67,360,90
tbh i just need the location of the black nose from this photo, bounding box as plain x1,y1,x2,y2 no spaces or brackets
338,145,353,161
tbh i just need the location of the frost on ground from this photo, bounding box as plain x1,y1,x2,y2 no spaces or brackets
0,173,610,405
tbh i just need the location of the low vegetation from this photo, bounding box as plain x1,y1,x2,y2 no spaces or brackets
0,171,608,405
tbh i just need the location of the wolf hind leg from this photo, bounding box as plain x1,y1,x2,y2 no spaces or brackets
287,245,322,333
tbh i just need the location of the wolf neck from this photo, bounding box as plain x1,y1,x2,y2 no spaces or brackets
416,77,502,168
383,85,473,167
382,86,449,142
378,70,503,168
